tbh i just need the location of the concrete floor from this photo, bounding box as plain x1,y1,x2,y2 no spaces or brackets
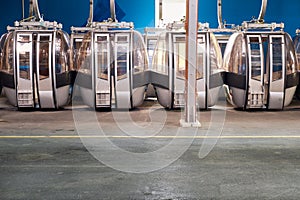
1,96,300,200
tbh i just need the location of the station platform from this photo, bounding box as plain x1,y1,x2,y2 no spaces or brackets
1,95,300,199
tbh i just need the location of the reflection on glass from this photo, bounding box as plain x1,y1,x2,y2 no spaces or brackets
152,33,168,75
55,32,69,74
116,46,127,80
197,37,205,79
77,33,92,75
19,51,30,80
39,36,50,80
175,41,185,79
286,34,297,75
133,32,147,73
249,37,262,81
147,39,157,66
96,35,109,80
271,37,283,81
209,34,223,75
1,33,15,75
6,34,14,74
228,34,247,75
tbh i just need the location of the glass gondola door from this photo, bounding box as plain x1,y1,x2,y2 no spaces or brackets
246,35,265,108
95,34,111,107
36,34,55,108
173,34,186,107
268,35,285,109
114,33,131,109
16,33,34,107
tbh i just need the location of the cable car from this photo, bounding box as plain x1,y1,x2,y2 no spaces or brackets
223,0,299,110
150,21,224,109
223,22,299,109
293,29,300,100
73,0,149,109
0,0,71,109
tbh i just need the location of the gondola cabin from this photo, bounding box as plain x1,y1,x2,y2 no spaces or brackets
151,22,224,109
0,21,71,109
223,22,299,109
74,21,149,109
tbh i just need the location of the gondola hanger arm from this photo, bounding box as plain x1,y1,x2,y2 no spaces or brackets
257,0,267,23
29,0,42,22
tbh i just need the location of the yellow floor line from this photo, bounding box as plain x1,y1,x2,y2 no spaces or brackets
1,135,300,139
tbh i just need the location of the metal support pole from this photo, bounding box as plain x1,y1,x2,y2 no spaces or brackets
180,0,201,127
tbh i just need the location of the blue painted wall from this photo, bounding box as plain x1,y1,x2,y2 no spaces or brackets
0,0,299,36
